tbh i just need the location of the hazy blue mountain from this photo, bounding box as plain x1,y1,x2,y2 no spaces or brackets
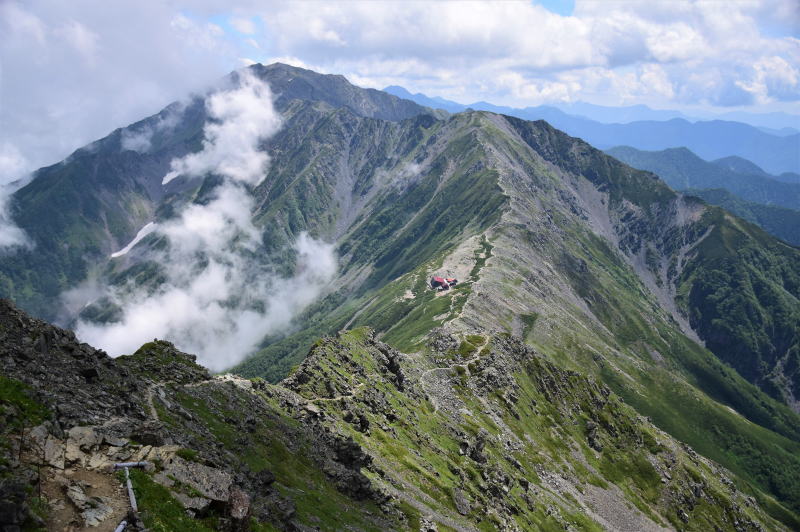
383,85,463,113
712,110,800,131
757,126,800,137
711,155,800,185
584,119,800,175
777,172,800,185
556,101,690,122
712,155,769,175
384,84,800,130
607,146,800,209
608,145,800,244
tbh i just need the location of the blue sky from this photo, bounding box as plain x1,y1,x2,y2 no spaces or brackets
1,0,798,179
538,0,575,16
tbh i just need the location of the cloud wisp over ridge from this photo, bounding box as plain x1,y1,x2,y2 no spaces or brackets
74,70,337,371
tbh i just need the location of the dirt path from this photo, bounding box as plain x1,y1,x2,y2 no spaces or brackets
42,467,129,532
144,383,162,420
418,354,482,413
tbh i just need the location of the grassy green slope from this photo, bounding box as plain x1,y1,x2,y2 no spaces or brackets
676,208,800,406
235,113,800,520
494,117,800,518
234,112,507,379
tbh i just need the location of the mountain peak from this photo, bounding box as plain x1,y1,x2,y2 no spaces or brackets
712,155,768,176
250,63,437,121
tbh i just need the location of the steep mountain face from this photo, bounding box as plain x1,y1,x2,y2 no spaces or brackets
680,188,800,247
0,299,790,531
606,146,800,246
1,98,207,318
0,63,437,322
2,63,800,527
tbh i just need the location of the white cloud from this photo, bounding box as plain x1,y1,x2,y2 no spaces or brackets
0,1,237,179
230,16,256,35
74,73,336,370
163,69,280,185
0,143,30,249
75,228,336,370
55,20,99,65
0,184,28,250
736,55,800,103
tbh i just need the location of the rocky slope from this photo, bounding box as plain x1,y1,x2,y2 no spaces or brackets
0,299,789,531
0,299,397,531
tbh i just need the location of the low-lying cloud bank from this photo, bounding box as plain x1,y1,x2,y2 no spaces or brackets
0,185,28,250
74,69,336,371
0,143,31,250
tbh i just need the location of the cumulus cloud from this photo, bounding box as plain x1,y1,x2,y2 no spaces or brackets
256,0,800,110
0,1,238,178
736,55,800,104
163,70,280,185
230,16,256,35
73,70,336,370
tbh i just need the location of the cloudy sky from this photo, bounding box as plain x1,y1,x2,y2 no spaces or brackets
1,0,798,180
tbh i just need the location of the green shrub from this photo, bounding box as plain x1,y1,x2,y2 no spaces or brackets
457,341,478,357
175,448,199,462
465,334,486,346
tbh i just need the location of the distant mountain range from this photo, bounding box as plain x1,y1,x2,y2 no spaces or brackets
686,188,800,247
384,86,800,175
384,85,800,132
606,146,800,209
